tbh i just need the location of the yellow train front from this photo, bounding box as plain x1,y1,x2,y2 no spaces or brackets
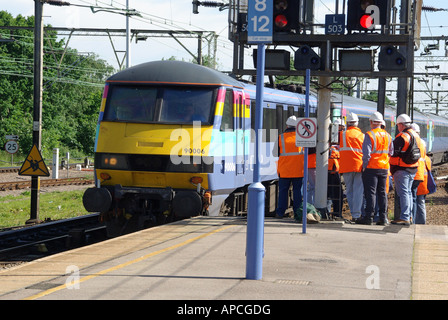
82,60,251,236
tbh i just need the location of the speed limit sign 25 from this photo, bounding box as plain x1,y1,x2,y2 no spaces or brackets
5,140,19,154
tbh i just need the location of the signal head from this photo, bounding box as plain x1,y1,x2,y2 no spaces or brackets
275,14,288,29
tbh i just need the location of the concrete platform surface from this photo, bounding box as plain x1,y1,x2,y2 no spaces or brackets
0,216,447,301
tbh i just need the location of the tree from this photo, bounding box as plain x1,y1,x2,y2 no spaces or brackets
362,90,395,106
0,11,114,160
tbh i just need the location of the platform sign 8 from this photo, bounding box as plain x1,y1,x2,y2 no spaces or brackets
247,0,273,44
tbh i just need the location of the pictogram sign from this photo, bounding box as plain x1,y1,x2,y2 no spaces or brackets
19,145,50,177
296,117,317,147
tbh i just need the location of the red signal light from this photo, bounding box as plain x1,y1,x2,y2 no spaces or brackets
275,14,288,28
360,14,373,29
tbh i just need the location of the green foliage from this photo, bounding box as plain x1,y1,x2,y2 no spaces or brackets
0,11,114,160
362,91,395,106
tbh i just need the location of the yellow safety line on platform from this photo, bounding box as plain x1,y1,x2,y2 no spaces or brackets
24,225,233,300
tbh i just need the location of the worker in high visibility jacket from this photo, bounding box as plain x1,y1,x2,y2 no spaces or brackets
410,123,427,224
416,154,432,224
272,116,305,218
307,147,316,205
390,114,421,226
356,111,393,225
327,144,342,218
338,111,364,220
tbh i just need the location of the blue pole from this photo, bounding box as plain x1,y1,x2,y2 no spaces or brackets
302,69,311,234
246,44,266,280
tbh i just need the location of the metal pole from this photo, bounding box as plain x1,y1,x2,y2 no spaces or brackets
315,77,331,218
378,78,386,115
394,0,410,220
125,0,131,68
52,148,59,179
28,0,44,224
302,69,311,233
246,44,266,280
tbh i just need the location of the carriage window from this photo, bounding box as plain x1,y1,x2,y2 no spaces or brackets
263,107,277,142
220,89,234,131
104,86,157,122
419,123,427,139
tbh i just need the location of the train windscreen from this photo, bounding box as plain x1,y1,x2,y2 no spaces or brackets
103,85,215,124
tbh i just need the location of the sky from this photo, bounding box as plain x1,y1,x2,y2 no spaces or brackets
1,0,375,71
2,0,448,109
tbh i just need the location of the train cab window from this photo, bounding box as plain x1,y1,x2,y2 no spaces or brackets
220,89,234,131
160,87,214,123
104,86,158,122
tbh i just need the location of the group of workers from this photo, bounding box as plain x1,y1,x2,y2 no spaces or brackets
274,111,432,226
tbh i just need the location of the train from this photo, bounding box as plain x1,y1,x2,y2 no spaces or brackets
82,60,448,236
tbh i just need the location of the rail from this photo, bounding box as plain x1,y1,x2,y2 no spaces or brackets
0,213,105,261
0,177,94,191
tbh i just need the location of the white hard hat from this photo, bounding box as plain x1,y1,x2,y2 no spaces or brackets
346,112,359,122
396,114,411,124
380,120,386,127
369,111,383,122
286,115,297,127
410,123,420,133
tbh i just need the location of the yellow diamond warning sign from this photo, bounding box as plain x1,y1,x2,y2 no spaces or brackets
19,145,50,177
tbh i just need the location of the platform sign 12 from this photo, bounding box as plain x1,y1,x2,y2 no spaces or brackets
247,0,273,44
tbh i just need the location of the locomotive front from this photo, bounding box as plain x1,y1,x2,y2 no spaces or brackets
82,61,242,236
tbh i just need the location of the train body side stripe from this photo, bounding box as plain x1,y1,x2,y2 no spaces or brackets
214,88,226,116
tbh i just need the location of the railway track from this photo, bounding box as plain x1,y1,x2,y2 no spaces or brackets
0,177,94,191
0,213,106,264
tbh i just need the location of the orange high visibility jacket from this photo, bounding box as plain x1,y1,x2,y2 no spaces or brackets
277,131,305,178
390,128,420,168
339,126,364,173
414,137,426,182
307,148,316,169
328,145,340,173
417,156,432,196
365,128,392,170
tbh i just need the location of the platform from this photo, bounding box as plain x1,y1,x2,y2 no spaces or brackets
0,216,447,301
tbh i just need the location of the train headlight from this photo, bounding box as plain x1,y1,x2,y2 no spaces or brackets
99,154,129,170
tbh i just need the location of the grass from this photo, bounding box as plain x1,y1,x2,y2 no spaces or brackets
0,189,89,228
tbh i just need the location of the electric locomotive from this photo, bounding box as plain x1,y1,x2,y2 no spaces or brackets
82,60,313,236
